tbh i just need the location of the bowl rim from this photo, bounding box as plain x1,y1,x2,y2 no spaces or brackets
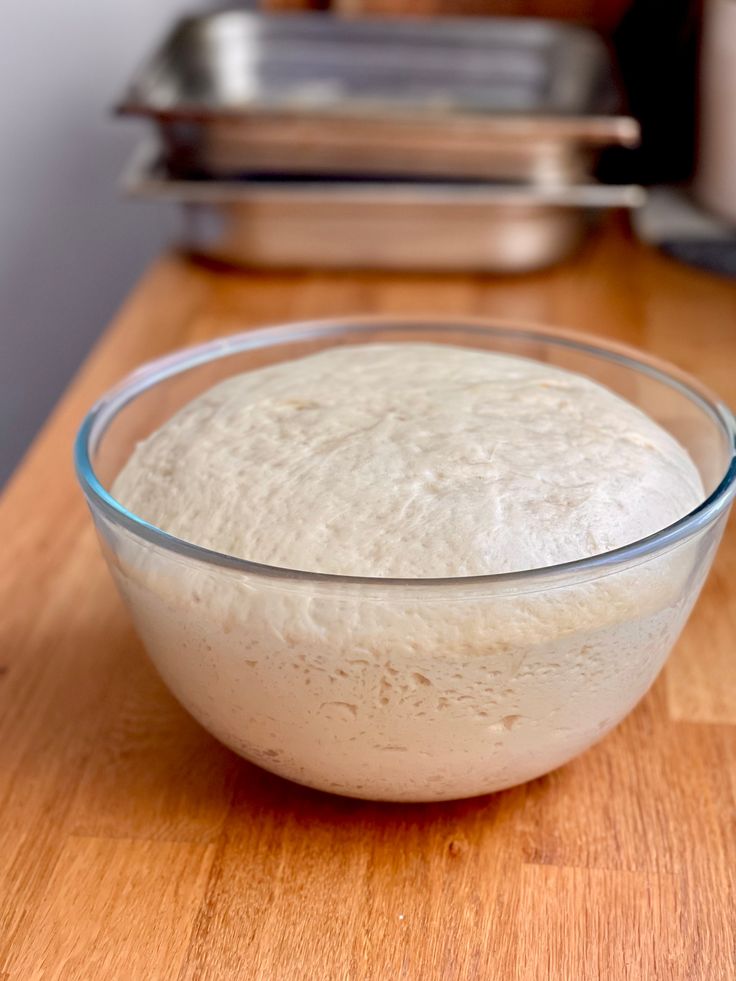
74,315,736,588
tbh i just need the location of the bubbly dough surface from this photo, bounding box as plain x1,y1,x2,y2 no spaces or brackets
113,343,703,577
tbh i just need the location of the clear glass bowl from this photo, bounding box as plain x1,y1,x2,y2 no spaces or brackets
75,318,736,802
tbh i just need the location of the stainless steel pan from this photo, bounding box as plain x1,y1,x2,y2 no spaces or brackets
119,12,639,183
123,143,644,273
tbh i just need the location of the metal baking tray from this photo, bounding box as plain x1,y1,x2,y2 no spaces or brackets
118,12,639,183
123,143,645,273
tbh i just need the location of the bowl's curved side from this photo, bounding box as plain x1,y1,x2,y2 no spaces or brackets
91,502,728,802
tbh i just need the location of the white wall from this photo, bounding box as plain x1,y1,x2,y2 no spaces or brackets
0,1,226,484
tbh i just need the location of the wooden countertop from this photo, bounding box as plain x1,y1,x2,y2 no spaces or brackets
2,221,735,979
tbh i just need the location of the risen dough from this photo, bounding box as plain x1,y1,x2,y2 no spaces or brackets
114,343,702,576
107,343,707,801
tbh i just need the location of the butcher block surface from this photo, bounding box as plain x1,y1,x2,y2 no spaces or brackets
1,221,735,979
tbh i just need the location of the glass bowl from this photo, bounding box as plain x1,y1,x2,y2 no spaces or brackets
75,318,736,802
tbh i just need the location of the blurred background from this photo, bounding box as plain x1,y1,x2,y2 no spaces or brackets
3,0,732,484
1,0,222,484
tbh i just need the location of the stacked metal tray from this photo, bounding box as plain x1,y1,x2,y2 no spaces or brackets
125,143,643,273
119,12,643,272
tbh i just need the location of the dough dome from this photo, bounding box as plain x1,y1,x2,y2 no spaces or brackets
113,343,703,577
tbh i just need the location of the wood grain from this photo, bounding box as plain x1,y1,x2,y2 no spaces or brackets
1,220,735,978
7,838,214,981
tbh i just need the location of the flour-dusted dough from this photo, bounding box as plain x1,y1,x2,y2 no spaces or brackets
108,343,707,801
114,343,702,576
